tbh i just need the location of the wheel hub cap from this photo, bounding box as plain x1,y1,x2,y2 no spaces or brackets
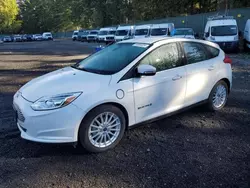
212,84,227,108
88,112,121,148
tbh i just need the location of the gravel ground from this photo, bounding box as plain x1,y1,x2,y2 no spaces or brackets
0,40,250,188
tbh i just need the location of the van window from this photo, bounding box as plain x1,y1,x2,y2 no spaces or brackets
211,25,237,36
150,28,168,36
99,31,108,35
116,30,128,36
135,29,149,36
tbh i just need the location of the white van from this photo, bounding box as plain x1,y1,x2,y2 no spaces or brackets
72,30,78,41
134,25,151,38
244,19,250,51
115,25,134,42
87,30,99,42
204,16,239,52
42,32,53,40
149,23,174,37
105,28,117,44
97,27,116,43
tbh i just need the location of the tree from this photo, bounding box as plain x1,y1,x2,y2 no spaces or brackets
0,0,20,33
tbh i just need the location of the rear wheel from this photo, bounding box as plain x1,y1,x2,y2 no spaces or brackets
79,105,126,153
207,81,228,111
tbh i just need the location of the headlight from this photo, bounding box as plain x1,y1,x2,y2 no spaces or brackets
31,92,82,111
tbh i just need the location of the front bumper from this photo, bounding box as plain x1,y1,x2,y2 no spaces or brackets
13,94,85,143
215,41,239,51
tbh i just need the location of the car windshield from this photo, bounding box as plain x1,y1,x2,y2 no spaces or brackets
73,31,78,35
211,25,237,36
82,31,89,36
135,29,149,36
90,31,98,35
99,31,108,35
151,28,168,36
36,34,41,36
45,34,51,36
174,29,194,36
116,30,128,36
72,43,149,75
108,30,116,35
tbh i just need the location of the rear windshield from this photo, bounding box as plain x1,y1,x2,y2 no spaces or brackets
135,29,149,36
211,25,237,36
151,28,168,36
116,30,128,36
73,43,149,75
174,29,194,36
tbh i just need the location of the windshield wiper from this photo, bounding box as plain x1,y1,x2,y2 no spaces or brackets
71,65,90,72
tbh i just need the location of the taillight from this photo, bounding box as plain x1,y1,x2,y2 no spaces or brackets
224,56,232,65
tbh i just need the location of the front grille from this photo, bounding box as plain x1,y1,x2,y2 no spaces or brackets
13,103,25,122
88,36,95,39
106,37,114,40
217,42,234,49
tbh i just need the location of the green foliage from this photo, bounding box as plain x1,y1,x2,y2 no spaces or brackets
15,0,250,33
0,0,20,34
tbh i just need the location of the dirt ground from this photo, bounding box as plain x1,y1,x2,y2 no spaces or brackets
0,40,249,188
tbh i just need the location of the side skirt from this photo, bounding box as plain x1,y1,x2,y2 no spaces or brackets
128,100,208,130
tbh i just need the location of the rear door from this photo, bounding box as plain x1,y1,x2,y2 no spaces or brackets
181,42,216,106
133,42,187,123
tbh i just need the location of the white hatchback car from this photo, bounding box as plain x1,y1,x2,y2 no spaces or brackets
13,37,232,152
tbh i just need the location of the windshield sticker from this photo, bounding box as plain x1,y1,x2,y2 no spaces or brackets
133,43,149,48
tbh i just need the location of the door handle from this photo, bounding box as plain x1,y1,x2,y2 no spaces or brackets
172,75,182,81
208,66,215,71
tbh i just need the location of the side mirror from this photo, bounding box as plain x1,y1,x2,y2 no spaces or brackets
136,64,156,76
205,32,209,38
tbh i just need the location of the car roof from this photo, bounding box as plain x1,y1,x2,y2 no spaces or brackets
120,37,174,44
120,37,220,49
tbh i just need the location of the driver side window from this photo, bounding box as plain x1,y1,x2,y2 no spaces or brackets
139,43,181,72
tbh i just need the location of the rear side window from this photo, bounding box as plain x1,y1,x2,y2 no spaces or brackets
183,42,209,64
204,45,220,58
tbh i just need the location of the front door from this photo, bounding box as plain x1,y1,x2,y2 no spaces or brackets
133,42,187,123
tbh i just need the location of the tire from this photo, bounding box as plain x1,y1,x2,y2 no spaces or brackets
78,104,126,153
207,80,229,111
244,40,250,52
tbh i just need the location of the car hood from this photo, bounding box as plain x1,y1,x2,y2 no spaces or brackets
20,67,112,102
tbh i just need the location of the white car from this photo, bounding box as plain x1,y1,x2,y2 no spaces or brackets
171,28,195,39
87,30,99,42
42,32,53,40
34,34,43,41
72,30,78,41
13,37,232,153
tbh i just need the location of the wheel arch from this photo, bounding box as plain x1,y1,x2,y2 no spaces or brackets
221,78,231,93
78,102,130,133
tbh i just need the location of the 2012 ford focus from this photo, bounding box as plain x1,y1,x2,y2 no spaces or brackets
13,37,232,152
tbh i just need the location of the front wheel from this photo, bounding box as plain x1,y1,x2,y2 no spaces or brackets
78,105,126,153
207,81,229,111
